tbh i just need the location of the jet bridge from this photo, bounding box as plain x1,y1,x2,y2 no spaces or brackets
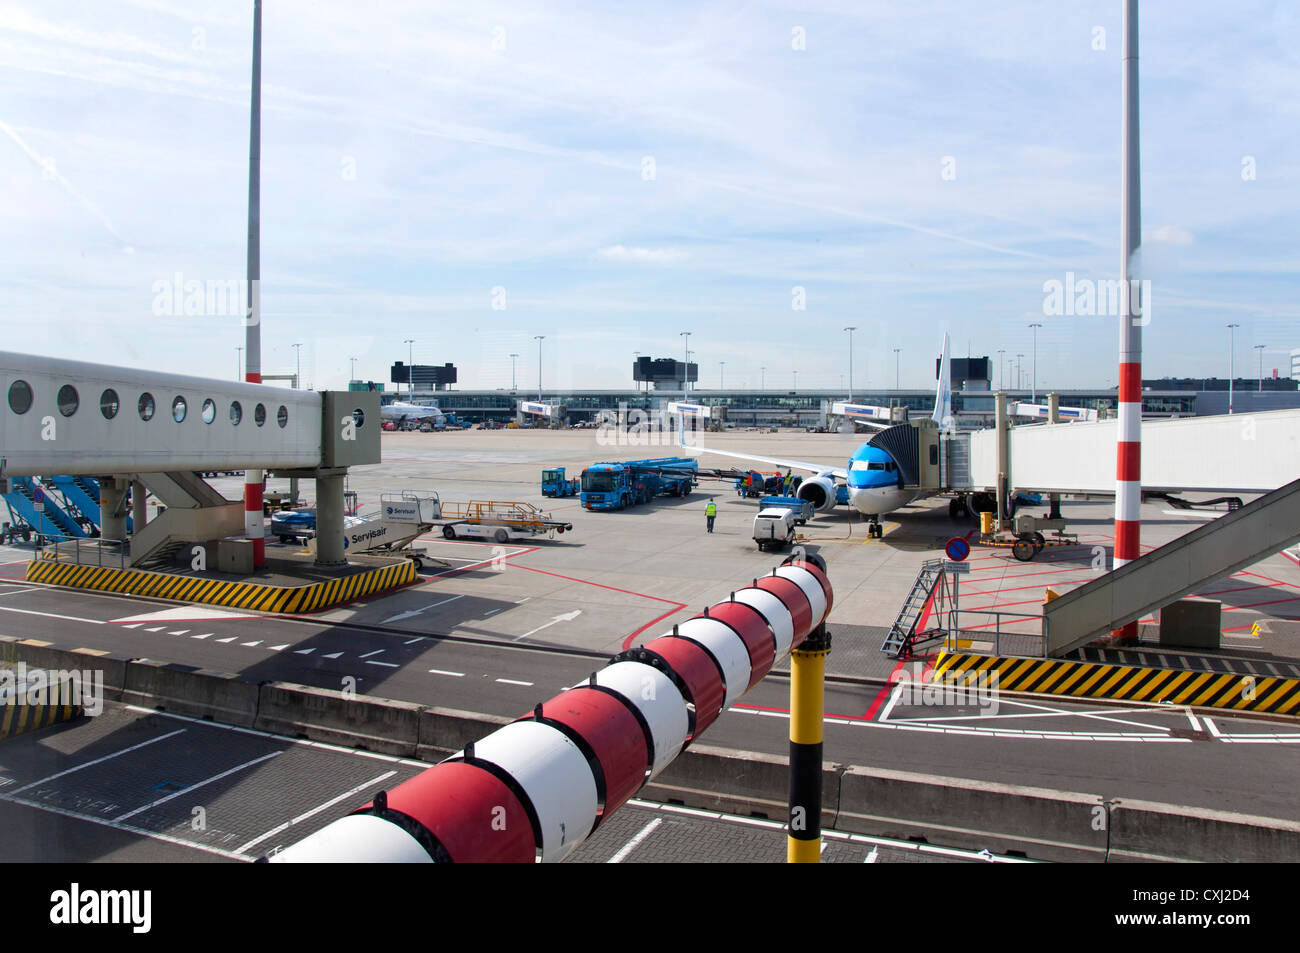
1,351,379,569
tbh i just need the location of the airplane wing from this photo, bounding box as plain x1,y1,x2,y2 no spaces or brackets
679,440,847,481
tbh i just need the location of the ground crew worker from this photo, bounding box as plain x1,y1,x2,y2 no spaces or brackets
783,470,793,496
705,498,717,533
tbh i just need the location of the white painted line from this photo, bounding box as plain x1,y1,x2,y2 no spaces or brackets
191,633,212,640
359,649,384,659
235,770,398,855
167,630,189,636
516,597,531,604
877,684,902,723
0,586,38,598
144,627,165,632
216,637,236,643
607,817,663,863
723,815,785,831
0,605,105,624
9,729,188,795
1185,709,1201,732
1204,717,1221,738
428,669,464,678
294,648,315,655
381,594,464,624
495,678,533,687
365,660,399,668
0,793,251,862
483,608,503,617
116,751,282,821
120,623,142,628
403,638,422,645
241,641,263,647
512,609,582,643
322,652,342,659
864,847,879,863
268,644,288,651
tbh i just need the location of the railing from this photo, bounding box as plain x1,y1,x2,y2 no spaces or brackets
32,533,130,570
944,606,1049,658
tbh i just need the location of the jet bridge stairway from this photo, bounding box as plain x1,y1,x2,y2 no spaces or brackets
1042,476,1300,656
45,475,132,535
881,559,949,658
2,476,87,540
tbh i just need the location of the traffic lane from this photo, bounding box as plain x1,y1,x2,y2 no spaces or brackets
0,706,427,863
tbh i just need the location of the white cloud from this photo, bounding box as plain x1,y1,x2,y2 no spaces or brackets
597,245,687,264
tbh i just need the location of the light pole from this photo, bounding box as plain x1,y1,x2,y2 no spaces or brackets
893,348,901,390
292,342,302,389
844,326,857,400
997,349,1005,391
236,346,242,381
720,361,726,389
1029,323,1042,403
1255,344,1266,392
793,369,798,391
509,353,518,391
680,331,691,392
404,339,414,399
534,335,545,402
1016,354,1024,392
349,356,357,382
1226,324,1240,413
761,366,766,390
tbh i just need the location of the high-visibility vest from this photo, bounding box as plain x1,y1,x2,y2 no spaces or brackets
705,502,717,517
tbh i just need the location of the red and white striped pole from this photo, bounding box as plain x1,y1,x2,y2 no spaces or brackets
1112,0,1141,643
244,0,265,567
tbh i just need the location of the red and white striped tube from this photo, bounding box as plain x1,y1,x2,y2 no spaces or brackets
268,557,833,863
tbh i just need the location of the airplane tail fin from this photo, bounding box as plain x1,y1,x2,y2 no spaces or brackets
932,333,953,430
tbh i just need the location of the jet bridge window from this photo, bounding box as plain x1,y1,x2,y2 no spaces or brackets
7,380,32,414
277,405,288,428
229,401,242,425
138,392,155,421
57,385,79,417
172,396,187,423
202,399,216,424
254,403,266,427
100,389,119,419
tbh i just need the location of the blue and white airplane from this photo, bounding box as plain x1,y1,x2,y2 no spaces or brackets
679,336,956,537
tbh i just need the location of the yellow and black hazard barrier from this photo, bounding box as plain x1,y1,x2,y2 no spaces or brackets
1,696,81,740
25,559,416,615
933,651,1300,717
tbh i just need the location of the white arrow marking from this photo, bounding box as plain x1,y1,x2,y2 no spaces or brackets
167,630,189,636
144,627,165,632
268,644,288,651
294,648,316,655
241,641,262,647
323,652,343,659
191,633,211,640
121,623,142,629
512,609,582,642
381,594,464,625
216,637,236,643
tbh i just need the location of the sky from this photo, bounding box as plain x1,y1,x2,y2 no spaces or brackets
2,1,1298,393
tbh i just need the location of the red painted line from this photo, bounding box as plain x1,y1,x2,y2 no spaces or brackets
1240,571,1300,591
513,564,689,650
863,659,908,720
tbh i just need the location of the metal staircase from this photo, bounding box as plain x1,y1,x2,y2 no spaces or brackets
881,558,948,658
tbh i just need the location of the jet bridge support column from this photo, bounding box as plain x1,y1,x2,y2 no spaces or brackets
1047,393,1062,520
131,479,148,533
994,393,1010,531
99,477,128,543
314,473,346,566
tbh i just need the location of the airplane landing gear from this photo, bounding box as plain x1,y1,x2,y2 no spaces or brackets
866,518,883,539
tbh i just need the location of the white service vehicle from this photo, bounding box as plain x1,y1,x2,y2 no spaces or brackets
309,491,442,570
752,507,797,552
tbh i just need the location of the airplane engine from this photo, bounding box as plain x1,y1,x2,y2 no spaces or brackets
796,475,838,512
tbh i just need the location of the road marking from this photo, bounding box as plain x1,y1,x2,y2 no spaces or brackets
495,678,533,687
268,644,288,651
607,817,662,863
216,637,236,643
241,641,262,647
864,847,879,863
512,609,582,642
121,623,142,628
116,751,282,822
1185,709,1201,732
167,630,189,636
144,627,165,632
381,594,464,624
191,633,212,640
359,649,384,659
877,684,902,722
235,770,397,855
0,586,38,598
9,729,188,795
428,669,464,678
1204,717,1221,738
403,638,422,645
365,660,399,668
294,648,315,655
0,794,250,862
0,606,100,624
483,608,503,616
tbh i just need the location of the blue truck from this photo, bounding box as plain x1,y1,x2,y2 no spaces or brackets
580,457,698,511
758,495,815,525
541,467,580,498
